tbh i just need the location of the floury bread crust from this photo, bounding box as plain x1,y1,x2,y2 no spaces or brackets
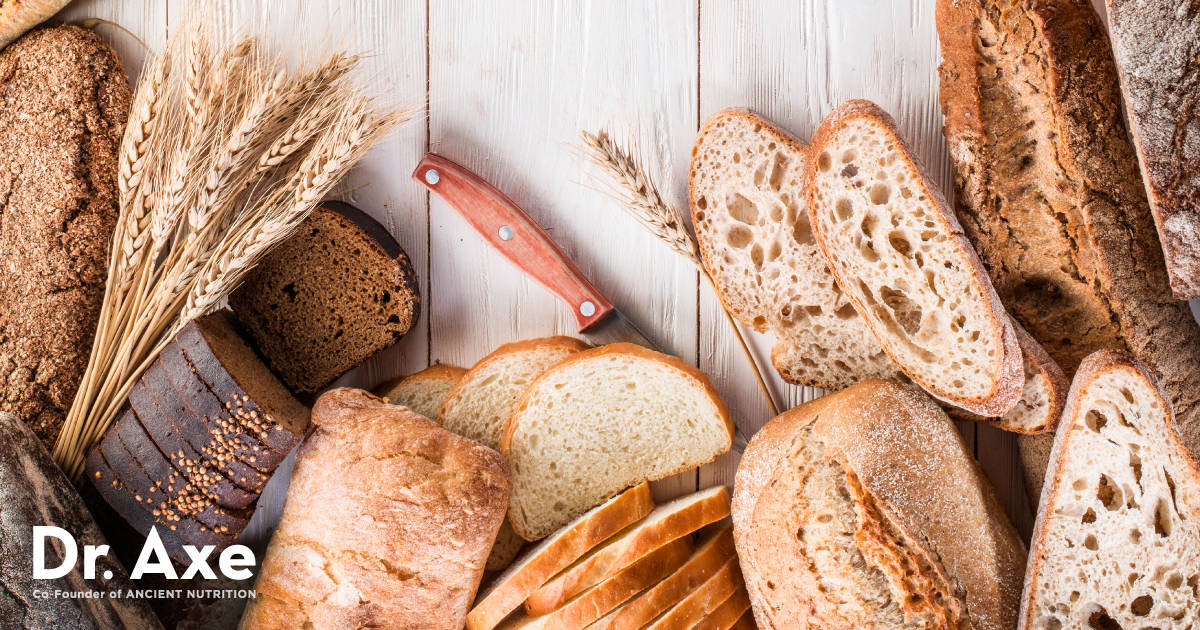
733,380,1026,630
689,109,901,390
805,99,1023,417
1020,351,1200,630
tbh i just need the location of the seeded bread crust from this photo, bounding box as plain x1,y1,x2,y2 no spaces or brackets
0,25,131,448
935,0,1200,501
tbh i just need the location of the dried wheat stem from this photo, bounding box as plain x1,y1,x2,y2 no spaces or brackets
579,128,780,417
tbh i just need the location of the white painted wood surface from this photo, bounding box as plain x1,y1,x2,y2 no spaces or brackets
51,0,1146,549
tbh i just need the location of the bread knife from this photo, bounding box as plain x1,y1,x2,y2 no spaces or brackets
413,153,658,350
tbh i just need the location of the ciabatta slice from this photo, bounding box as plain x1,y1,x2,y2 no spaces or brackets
525,486,730,615
951,322,1068,435
374,363,465,419
805,99,1023,416
1020,350,1200,630
467,483,654,630
689,109,901,389
502,344,733,540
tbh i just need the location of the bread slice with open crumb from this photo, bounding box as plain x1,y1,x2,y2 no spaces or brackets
952,322,1068,435
374,364,466,419
1019,350,1200,630
689,109,901,390
501,343,733,541
805,99,1023,416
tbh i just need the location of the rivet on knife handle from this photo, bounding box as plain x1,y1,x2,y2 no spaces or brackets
413,153,615,331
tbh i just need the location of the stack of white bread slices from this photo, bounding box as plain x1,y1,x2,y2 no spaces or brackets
691,103,1067,433
469,483,753,630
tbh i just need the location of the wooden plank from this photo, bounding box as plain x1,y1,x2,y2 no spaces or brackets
428,0,700,502
56,0,166,81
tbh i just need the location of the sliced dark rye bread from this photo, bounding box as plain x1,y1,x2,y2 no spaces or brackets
229,201,421,393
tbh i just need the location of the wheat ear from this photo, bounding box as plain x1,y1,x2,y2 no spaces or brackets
580,129,779,417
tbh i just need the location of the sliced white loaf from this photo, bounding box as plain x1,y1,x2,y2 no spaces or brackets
501,343,733,541
689,109,900,389
374,363,466,419
805,99,1023,416
1020,350,1200,630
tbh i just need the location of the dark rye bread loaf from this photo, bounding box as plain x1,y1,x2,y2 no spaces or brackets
0,412,162,630
0,25,131,448
229,201,420,394
85,311,309,563
935,0,1200,501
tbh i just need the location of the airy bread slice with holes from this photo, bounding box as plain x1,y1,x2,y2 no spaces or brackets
501,344,733,541
690,109,901,390
805,99,1023,416
952,322,1068,435
374,364,466,419
1019,350,1200,630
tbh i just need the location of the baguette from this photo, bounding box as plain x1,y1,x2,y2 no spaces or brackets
1019,350,1200,629
733,379,1026,630
805,99,1023,417
467,483,655,630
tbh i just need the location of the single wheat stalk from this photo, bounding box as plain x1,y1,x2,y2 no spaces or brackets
580,128,780,418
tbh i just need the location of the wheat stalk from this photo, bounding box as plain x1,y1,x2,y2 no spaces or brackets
53,17,409,480
579,128,780,417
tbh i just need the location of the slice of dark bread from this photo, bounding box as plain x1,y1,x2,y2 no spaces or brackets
229,201,421,393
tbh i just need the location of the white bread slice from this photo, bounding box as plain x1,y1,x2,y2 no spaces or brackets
496,537,692,630
689,108,901,390
805,99,1023,416
1019,350,1200,630
526,486,730,615
733,379,1026,630
374,363,466,419
693,588,751,630
502,344,733,540
467,483,654,630
590,524,736,630
645,557,744,630
440,336,590,449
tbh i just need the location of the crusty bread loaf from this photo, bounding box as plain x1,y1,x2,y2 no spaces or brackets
935,0,1200,500
805,99,1024,417
0,0,70,48
733,379,1026,630
374,363,465,419
588,524,736,630
525,485,730,615
501,343,733,541
240,389,510,630
689,108,901,390
0,25,131,448
1019,351,1200,629
1106,0,1200,298
468,482,654,630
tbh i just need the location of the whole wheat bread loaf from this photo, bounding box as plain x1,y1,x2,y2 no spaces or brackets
1019,351,1200,629
936,0,1200,502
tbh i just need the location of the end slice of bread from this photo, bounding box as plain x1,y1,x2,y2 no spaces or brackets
805,99,1023,416
1020,350,1200,630
501,343,733,541
374,364,466,419
689,109,902,390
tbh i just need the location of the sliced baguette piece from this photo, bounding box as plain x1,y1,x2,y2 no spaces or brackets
689,108,901,389
374,363,466,419
733,379,1026,630
1019,350,1200,630
497,537,692,630
645,557,743,630
467,482,654,630
591,524,736,630
805,99,1023,417
693,588,751,630
502,343,733,540
526,486,730,615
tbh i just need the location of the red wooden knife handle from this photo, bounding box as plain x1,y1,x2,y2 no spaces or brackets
413,153,614,331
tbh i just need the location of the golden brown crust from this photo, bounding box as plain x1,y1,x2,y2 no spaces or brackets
805,99,1024,417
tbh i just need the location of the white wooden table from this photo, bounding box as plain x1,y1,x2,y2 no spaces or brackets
57,0,1134,548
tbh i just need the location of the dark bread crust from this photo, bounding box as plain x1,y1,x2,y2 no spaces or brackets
936,0,1200,499
0,25,132,448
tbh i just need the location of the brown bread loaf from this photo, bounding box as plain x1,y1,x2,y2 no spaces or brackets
935,0,1200,500
0,25,131,448
229,202,420,394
